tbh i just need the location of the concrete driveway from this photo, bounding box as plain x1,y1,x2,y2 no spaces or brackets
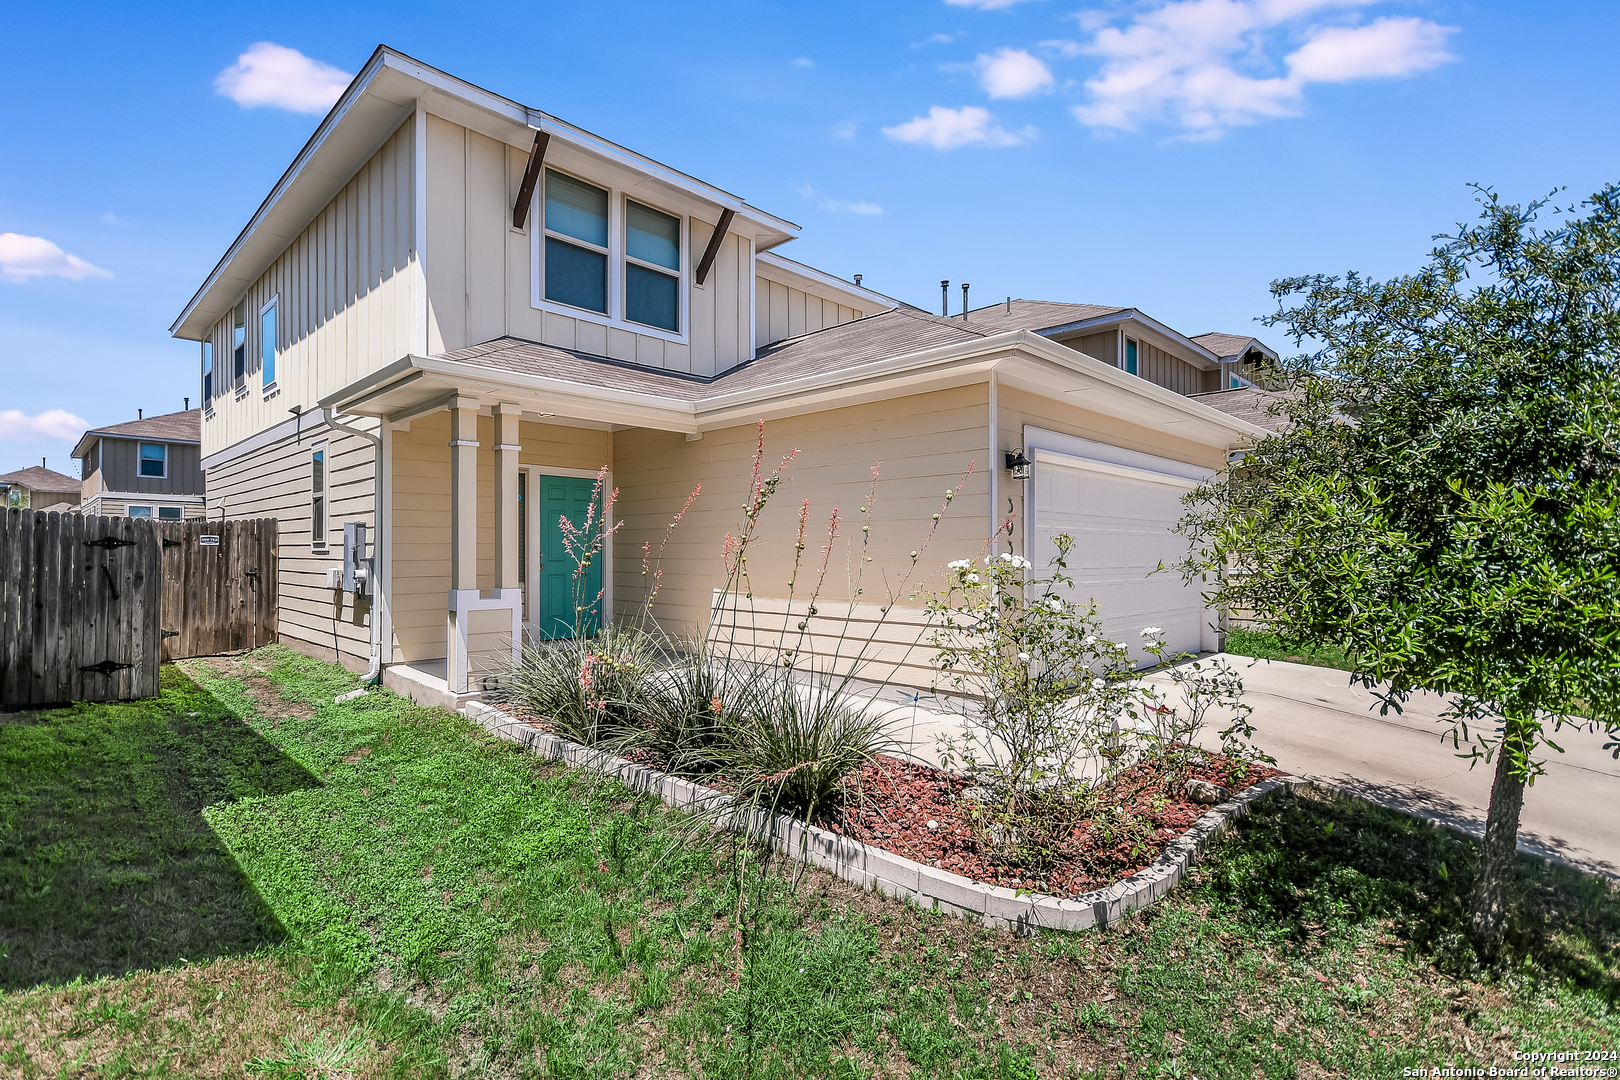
1162,655,1620,878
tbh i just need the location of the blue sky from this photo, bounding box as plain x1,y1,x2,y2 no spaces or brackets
3,0,1618,477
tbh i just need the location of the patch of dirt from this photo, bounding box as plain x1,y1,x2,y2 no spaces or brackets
0,956,398,1079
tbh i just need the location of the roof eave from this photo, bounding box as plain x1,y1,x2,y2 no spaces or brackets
1036,309,1224,368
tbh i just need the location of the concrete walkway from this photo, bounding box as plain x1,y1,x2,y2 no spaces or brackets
1158,655,1620,878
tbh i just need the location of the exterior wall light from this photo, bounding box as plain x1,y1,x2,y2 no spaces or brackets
1005,448,1032,480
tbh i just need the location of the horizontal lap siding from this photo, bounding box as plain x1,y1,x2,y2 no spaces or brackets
200,119,416,460
206,422,378,668
611,386,990,678
389,413,611,664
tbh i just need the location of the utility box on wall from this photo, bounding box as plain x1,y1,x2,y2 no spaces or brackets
342,521,370,597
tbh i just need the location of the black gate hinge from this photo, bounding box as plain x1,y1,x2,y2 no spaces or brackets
161,629,180,639
80,660,133,675
85,536,137,551
162,538,181,549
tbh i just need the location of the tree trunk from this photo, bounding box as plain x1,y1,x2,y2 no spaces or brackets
1467,722,1529,960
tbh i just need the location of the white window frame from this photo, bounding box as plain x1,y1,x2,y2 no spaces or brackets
311,440,329,553
157,505,184,521
259,294,279,396
529,168,690,346
138,442,168,480
127,505,153,518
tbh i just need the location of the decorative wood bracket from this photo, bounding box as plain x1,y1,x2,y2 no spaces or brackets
693,208,736,287
511,129,551,230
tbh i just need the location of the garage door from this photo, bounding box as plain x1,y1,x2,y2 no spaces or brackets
1029,449,1209,665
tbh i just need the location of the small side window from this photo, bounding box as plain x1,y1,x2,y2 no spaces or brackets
260,299,278,388
139,443,167,478
311,442,328,551
201,340,214,405
127,505,153,519
158,506,183,521
1125,338,1139,376
232,302,247,387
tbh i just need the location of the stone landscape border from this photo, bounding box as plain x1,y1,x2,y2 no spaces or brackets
463,700,1311,934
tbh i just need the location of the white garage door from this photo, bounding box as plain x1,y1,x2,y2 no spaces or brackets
1030,449,1210,665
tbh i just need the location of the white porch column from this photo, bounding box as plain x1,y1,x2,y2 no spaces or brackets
448,396,480,693
492,403,523,667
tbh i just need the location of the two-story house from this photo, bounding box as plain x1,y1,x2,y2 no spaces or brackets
170,46,1267,706
70,409,206,520
0,465,80,511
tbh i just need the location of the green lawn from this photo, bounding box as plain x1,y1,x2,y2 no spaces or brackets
1,646,1615,1078
1223,629,1357,673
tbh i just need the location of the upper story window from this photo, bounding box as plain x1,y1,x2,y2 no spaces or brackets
626,202,680,332
201,340,213,406
536,169,687,341
139,443,167,478
232,302,247,387
544,170,609,314
1124,338,1139,377
260,298,278,389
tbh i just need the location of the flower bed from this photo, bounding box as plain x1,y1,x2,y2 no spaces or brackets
826,753,1283,898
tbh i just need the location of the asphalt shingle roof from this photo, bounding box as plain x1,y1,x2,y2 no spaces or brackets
0,466,79,492
1186,386,1293,432
959,299,1126,334
86,409,202,444
439,308,994,400
1190,332,1262,360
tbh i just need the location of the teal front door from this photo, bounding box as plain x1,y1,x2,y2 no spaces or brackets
539,475,603,639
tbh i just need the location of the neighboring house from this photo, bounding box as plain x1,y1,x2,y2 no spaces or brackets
1187,333,1292,433
168,46,1267,706
72,410,206,520
0,466,80,511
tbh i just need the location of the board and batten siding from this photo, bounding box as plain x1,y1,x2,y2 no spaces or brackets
204,422,380,669
389,412,613,665
93,438,205,496
611,385,992,684
423,115,756,378
199,118,418,460
754,278,865,348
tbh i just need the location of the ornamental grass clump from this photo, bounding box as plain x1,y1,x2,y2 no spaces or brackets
502,623,664,745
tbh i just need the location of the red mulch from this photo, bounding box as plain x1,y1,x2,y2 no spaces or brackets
500,702,1280,899
821,753,1282,898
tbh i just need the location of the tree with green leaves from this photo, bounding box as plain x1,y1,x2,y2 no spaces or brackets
1179,184,1620,960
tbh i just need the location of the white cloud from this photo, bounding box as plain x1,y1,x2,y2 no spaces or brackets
883,105,1035,150
1069,0,1455,137
946,0,1035,9
1286,16,1453,81
0,233,112,284
829,117,860,139
214,42,353,115
1040,38,1087,59
0,408,91,441
791,56,815,68
914,31,967,47
975,48,1055,98
795,184,884,215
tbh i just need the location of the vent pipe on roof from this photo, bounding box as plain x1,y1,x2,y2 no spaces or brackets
940,280,949,316
853,274,862,287
138,409,143,420
185,397,190,411
1006,296,1011,314
961,283,970,321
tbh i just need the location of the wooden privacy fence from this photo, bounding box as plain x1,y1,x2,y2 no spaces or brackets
0,511,278,707
0,510,162,705
159,518,278,661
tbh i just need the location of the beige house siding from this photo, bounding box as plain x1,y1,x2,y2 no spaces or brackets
200,119,417,459
423,115,754,377
995,383,1225,569
1138,339,1217,396
389,412,613,664
205,421,381,668
754,277,865,348
611,385,992,682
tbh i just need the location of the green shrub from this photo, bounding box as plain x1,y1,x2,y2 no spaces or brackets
502,624,663,745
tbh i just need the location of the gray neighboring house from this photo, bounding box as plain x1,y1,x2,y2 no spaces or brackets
0,465,81,511
1187,332,1292,433
72,409,206,519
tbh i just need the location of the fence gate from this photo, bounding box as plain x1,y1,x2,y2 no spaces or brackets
0,510,162,706
158,518,278,661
